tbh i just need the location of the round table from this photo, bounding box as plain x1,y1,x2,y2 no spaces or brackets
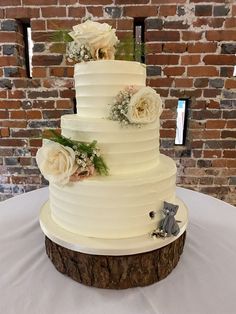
0,187,235,314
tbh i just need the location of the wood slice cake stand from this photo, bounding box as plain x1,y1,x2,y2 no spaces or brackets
40,197,188,289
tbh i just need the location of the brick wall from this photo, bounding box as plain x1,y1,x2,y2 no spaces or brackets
0,0,235,205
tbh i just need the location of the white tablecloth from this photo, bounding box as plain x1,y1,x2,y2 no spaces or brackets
0,187,236,314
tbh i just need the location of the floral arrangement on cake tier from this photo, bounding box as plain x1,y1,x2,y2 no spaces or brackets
65,20,119,62
109,86,163,126
36,131,108,185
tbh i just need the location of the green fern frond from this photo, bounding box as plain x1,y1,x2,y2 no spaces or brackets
50,30,73,43
115,35,147,62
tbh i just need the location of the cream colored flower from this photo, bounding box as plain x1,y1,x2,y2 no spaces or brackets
36,141,78,185
127,87,163,124
69,20,119,60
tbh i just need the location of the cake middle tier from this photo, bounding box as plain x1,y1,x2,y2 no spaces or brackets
61,114,160,175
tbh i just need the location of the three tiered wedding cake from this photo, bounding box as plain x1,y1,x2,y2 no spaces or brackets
38,20,188,288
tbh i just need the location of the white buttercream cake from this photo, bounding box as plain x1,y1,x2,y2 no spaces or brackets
48,60,178,239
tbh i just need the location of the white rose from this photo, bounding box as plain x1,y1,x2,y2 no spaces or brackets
36,141,78,185
127,87,163,124
69,20,119,60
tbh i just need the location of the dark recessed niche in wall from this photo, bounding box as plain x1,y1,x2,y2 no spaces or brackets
175,99,189,146
133,17,145,63
73,97,77,114
22,21,33,78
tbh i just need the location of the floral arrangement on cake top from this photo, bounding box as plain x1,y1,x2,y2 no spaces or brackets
109,86,163,126
52,19,146,63
36,131,108,185
57,20,119,62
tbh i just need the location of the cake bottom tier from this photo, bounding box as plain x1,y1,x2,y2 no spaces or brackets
49,154,177,239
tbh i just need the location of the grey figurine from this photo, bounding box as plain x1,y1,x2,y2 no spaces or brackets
159,201,180,236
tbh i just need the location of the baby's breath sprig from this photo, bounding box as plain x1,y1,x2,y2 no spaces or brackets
109,86,141,127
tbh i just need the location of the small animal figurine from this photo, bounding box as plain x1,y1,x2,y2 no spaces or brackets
159,201,180,236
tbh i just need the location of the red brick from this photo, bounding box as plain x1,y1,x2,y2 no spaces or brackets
164,20,189,29
160,129,176,138
33,100,55,109
206,120,226,129
195,5,212,16
175,78,193,88
117,19,133,30
59,0,77,3
26,111,42,119
29,138,42,147
8,90,26,99
0,32,23,44
181,55,201,65
32,32,54,42
33,55,63,66
41,7,66,17
182,31,203,41
206,100,220,109
163,43,187,53
0,100,21,109
149,78,174,87
159,5,176,16
204,88,221,98
187,66,219,77
60,89,75,98
206,30,236,41
0,111,9,119
188,43,217,53
32,67,47,78
221,131,236,139
161,109,176,119
191,100,206,109
10,111,26,119
227,160,236,168
56,100,73,109
124,6,158,17
203,150,222,158
223,150,236,158
31,20,46,31
23,0,56,4
146,43,162,54
204,55,236,65
193,18,224,28
0,139,27,147
47,19,78,30
5,7,40,18
0,128,10,137
68,7,86,17
0,56,19,66
0,90,7,98
147,54,179,65
87,6,103,17
0,0,20,4
163,66,185,76
146,31,180,42
1,120,27,128
191,130,221,139
50,67,70,77
191,0,225,2
225,79,236,89
233,5,236,16
225,18,236,28
226,120,236,129
152,0,185,2
80,0,112,3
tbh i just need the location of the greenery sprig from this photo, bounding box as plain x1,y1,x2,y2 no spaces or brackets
45,130,109,176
